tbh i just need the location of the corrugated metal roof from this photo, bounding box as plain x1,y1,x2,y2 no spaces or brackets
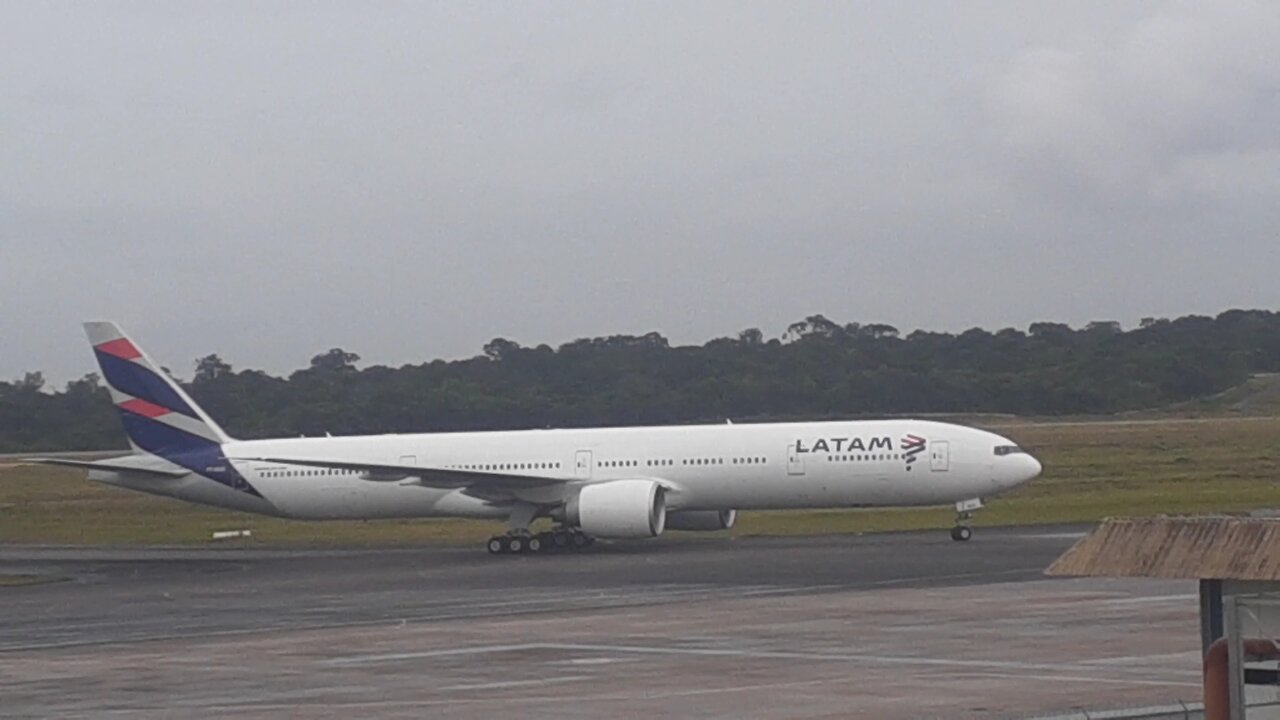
1046,517,1280,581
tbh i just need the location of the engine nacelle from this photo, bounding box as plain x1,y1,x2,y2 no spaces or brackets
665,509,736,532
565,480,666,538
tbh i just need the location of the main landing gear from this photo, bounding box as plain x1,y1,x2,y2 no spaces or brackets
950,497,983,542
487,502,595,555
486,528,594,555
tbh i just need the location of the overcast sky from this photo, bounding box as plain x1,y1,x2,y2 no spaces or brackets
3,1,1278,384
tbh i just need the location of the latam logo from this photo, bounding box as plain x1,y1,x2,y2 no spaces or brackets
901,434,926,470
794,434,931,472
794,436,893,454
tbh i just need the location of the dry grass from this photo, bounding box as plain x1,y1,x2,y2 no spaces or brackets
2,417,1278,545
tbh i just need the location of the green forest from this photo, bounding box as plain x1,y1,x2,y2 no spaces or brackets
3,310,1279,453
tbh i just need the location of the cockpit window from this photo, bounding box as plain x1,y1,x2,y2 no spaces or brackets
994,445,1025,456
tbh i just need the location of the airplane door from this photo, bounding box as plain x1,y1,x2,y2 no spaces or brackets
787,444,805,476
575,450,593,480
930,441,950,472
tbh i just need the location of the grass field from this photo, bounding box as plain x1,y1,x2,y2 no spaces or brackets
1,417,1278,546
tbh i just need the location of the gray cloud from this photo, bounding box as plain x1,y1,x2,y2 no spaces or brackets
2,2,1277,384
986,2,1280,211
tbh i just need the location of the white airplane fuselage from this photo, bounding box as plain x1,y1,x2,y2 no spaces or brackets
63,322,1043,547
95,419,1041,521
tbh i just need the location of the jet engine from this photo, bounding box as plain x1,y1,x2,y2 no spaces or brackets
665,509,736,531
565,479,666,538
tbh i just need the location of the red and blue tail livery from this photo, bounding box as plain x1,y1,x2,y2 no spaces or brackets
84,322,261,498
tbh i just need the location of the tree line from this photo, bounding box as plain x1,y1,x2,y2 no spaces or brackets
3,310,1278,452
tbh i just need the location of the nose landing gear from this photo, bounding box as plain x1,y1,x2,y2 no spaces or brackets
951,497,983,542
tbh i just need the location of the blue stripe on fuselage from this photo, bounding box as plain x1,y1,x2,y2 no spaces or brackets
95,350,198,418
117,409,262,498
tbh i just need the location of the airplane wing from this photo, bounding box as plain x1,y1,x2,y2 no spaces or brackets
233,456,567,500
28,458,189,479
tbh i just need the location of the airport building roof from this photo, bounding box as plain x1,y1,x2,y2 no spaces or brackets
1046,516,1280,581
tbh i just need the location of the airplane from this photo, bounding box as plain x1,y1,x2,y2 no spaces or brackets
34,322,1042,554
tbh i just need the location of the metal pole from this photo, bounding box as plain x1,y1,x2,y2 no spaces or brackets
1202,579,1224,656
1225,597,1246,720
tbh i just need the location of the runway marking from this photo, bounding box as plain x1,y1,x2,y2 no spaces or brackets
545,642,1197,676
129,678,845,714
1005,592,1198,612
1097,594,1197,606
326,641,1200,680
552,657,631,665
97,668,1199,716
953,671,1200,689
1079,650,1201,666
324,643,539,665
439,675,592,692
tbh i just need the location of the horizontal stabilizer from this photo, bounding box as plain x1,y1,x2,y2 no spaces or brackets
29,458,189,479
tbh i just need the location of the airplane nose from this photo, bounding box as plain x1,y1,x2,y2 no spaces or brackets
995,451,1042,489
1023,454,1042,482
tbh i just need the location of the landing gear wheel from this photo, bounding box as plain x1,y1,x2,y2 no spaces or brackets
571,531,589,550
508,536,526,554
487,537,505,554
951,499,982,543
527,535,543,553
552,531,571,550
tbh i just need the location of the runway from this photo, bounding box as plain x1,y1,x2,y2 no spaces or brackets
0,527,1203,719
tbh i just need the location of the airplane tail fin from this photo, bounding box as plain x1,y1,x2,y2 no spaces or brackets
84,321,233,451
